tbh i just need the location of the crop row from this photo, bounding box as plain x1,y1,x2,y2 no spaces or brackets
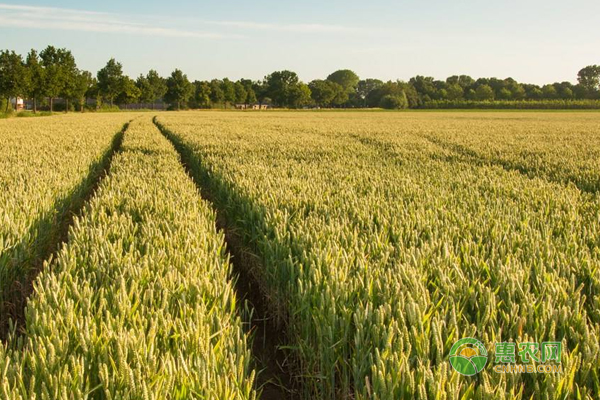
156,111,600,399
1,117,255,399
0,113,133,331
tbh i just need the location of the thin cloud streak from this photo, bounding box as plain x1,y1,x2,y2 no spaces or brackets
0,4,225,39
0,16,223,39
203,20,363,34
0,4,108,17
0,3,367,38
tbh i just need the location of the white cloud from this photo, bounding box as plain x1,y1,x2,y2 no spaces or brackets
0,4,224,39
0,4,364,38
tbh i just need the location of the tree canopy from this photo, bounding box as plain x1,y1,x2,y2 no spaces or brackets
164,69,193,110
1,45,599,112
0,50,27,112
327,69,360,93
577,65,600,96
97,58,124,107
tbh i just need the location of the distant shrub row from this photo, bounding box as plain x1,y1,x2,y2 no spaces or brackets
421,99,600,109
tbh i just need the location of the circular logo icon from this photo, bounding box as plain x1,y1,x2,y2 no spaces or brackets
449,338,488,376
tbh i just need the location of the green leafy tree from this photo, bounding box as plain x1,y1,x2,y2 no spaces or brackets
209,79,225,106
497,88,512,100
542,84,558,99
397,81,419,108
245,87,257,104
330,82,348,106
507,82,526,100
221,78,236,107
0,50,28,112
366,81,415,108
446,84,464,100
559,86,574,99
238,79,257,104
57,49,78,112
309,79,337,107
577,65,600,96
288,82,312,108
409,76,438,103
446,75,475,89
487,77,505,96
72,70,94,112
475,84,495,101
165,69,193,110
264,70,299,107
573,84,588,99
252,80,268,104
40,46,65,112
116,76,141,107
193,81,212,108
326,69,360,96
356,79,383,107
380,93,408,109
264,70,312,107
474,77,490,87
25,49,45,113
97,58,124,107
85,77,100,109
234,81,247,104
434,80,449,99
136,74,154,104
525,85,543,100
146,70,167,108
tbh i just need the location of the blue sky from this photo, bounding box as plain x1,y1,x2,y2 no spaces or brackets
1,1,598,85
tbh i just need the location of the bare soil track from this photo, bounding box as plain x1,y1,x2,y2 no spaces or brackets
153,117,300,400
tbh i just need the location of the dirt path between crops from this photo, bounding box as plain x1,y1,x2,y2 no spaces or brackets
154,117,299,400
215,215,299,400
0,121,131,341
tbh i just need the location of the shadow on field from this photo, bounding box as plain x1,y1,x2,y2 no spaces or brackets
153,117,300,400
0,121,130,341
420,133,599,193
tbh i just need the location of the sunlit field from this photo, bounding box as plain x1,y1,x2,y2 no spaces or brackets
2,111,599,399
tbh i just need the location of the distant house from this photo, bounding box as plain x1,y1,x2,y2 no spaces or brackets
235,103,270,110
9,97,24,111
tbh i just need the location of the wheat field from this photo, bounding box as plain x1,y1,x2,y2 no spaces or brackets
2,111,599,399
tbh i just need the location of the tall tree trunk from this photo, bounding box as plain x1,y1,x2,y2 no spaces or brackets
5,98,9,113
65,99,69,113
33,97,37,113
110,98,113,107
50,97,53,113
81,98,84,112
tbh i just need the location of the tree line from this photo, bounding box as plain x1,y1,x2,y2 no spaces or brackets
1,46,599,112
